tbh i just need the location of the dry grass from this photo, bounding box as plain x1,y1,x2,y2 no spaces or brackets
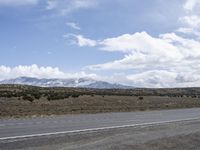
1,95,200,118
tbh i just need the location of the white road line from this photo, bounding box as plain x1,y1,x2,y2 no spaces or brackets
0,117,199,141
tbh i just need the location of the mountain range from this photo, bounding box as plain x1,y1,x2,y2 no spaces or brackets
0,77,132,89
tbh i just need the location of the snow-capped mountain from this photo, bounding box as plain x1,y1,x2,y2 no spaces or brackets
0,77,132,89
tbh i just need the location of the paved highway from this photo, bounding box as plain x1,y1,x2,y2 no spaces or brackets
1,108,200,141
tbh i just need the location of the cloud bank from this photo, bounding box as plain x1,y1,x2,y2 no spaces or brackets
0,64,97,80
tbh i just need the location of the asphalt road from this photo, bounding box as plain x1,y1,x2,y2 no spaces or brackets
1,108,200,149
1,108,200,140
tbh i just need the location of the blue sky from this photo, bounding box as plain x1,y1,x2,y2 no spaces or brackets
1,0,200,87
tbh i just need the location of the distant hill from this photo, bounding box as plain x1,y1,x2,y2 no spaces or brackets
0,77,132,89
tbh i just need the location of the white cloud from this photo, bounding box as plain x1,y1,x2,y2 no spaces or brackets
46,0,97,15
125,69,200,88
179,15,200,28
89,69,200,88
183,0,200,11
87,32,186,70
0,0,38,6
101,32,183,58
176,27,200,37
126,70,177,88
66,22,81,30
178,1,200,38
69,32,200,70
74,35,97,47
160,32,200,57
64,34,97,47
0,64,97,80
46,0,56,10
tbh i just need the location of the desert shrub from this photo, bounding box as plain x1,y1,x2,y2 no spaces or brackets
23,95,34,102
192,95,198,98
71,94,80,98
47,96,51,101
34,94,41,99
46,92,71,100
138,96,144,100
